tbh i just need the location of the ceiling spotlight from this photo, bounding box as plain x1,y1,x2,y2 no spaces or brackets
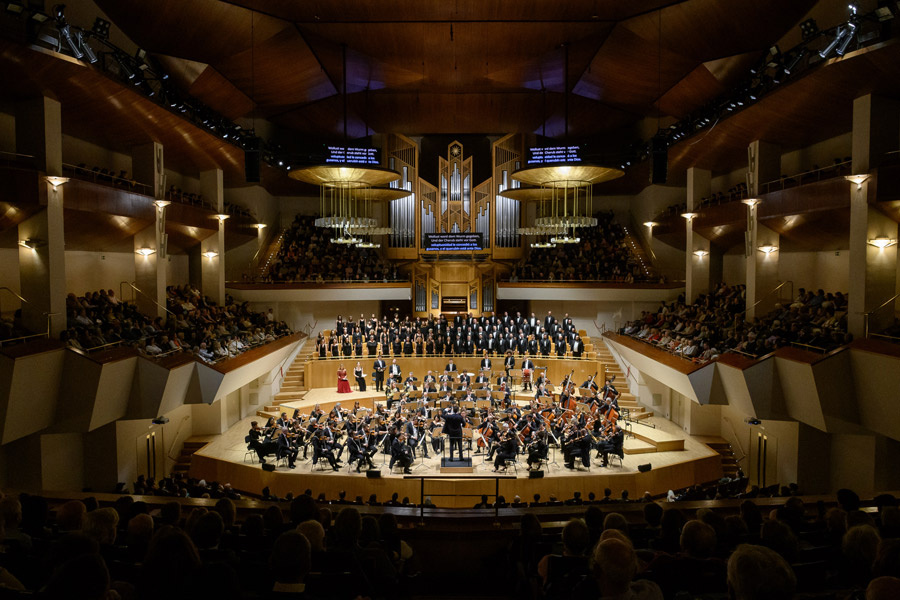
57,23,82,59
835,22,857,56
693,249,709,257
819,26,848,58
875,5,895,21
75,31,97,63
758,244,778,254
115,53,134,79
6,2,24,14
135,247,155,256
800,18,819,39
92,17,110,39
202,251,218,259
783,49,806,75
530,242,556,249
868,237,897,248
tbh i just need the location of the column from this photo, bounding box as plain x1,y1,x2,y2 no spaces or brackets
15,97,67,336
132,142,168,317
847,94,900,338
200,169,225,305
685,167,711,302
745,140,782,320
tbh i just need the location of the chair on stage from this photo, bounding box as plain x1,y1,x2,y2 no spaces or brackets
243,435,257,463
502,456,519,475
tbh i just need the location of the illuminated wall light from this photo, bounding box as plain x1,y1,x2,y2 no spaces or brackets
153,200,171,208
44,175,69,189
741,198,760,207
681,212,698,221
693,249,709,257
845,174,869,188
254,223,267,230
757,244,779,254
213,214,230,222
202,251,218,259
135,247,156,256
643,221,658,228
867,237,897,249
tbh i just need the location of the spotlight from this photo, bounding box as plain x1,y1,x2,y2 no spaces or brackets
31,11,48,22
51,3,64,20
151,416,169,425
783,49,806,74
819,27,847,58
835,22,857,56
800,18,819,40
5,2,24,14
76,31,97,63
115,53,134,79
875,3,895,21
91,17,110,39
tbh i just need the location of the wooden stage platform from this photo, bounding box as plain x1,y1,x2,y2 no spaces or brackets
190,389,723,508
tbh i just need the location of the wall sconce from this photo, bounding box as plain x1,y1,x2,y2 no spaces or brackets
681,212,698,221
202,251,218,259
741,198,760,207
845,174,869,189
254,223,267,230
213,214,230,223
868,237,897,249
153,200,171,209
758,244,778,254
44,176,69,189
18,238,43,250
693,249,709,257
643,221,658,229
135,247,156,256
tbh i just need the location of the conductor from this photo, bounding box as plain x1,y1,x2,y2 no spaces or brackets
442,405,466,460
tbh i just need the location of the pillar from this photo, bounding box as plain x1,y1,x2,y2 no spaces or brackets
847,94,900,338
15,97,67,336
200,169,225,305
132,143,168,318
745,141,782,320
685,167,711,302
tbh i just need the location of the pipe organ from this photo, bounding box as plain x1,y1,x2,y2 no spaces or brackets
383,134,526,315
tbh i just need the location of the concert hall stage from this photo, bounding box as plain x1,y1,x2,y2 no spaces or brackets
189,388,723,508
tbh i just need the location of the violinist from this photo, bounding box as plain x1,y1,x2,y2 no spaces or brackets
406,417,429,459
392,431,413,474
493,425,519,472
247,421,275,464
597,423,625,467
313,430,340,471
276,427,298,469
562,426,590,470
310,403,324,422
348,432,374,472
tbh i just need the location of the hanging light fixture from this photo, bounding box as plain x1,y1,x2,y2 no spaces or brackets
510,43,623,244
288,44,398,244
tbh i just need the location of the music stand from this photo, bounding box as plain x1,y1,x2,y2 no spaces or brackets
546,429,562,470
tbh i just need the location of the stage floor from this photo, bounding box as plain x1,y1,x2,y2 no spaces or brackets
188,387,723,506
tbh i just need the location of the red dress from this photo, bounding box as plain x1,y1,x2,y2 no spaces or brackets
337,368,351,393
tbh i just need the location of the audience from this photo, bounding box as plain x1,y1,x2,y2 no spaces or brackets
509,211,651,283
621,282,850,360
266,215,403,283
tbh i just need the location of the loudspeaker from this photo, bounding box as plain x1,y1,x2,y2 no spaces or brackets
650,135,667,184
638,463,652,473
528,470,544,479
261,463,275,472
366,469,381,479
244,137,260,183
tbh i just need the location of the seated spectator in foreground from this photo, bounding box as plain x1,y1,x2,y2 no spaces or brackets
726,544,796,600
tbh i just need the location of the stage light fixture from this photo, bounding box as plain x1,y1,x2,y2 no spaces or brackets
92,17,110,39
6,2,24,14
76,31,97,63
31,11,48,22
800,18,819,39
115,53,134,79
835,22,857,56
819,26,847,58
783,49,806,74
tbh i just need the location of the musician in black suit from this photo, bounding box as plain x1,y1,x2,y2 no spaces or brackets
539,334,552,356
598,425,625,467
276,428,298,469
373,354,387,391
475,370,490,384
406,418,429,459
442,406,466,460
493,427,519,472
392,432,413,473
247,421,275,463
526,431,548,471
503,352,515,375
457,371,471,388
480,351,492,371
313,430,339,471
445,359,458,373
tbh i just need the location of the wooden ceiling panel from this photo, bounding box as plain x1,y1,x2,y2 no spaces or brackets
187,66,255,121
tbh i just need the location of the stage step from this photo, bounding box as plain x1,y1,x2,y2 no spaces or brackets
176,438,210,475
630,411,654,421
623,438,656,455
257,409,280,420
631,427,684,452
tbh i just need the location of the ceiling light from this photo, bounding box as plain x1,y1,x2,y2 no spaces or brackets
76,31,97,63
800,18,819,39
135,247,155,256
681,212,698,221
530,242,556,249
202,251,218,259
693,249,709,257
356,241,380,249
868,237,897,248
44,175,69,188
758,244,778,254
550,235,580,244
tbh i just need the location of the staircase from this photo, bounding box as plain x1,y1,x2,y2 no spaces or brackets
590,334,653,421
173,438,211,473
256,342,317,421
706,440,741,477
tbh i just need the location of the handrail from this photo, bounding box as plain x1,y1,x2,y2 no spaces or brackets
0,287,28,316
789,341,830,354
870,332,900,343
758,160,852,195
239,277,411,284
0,331,49,347
740,280,793,317
592,320,607,336
62,162,153,195
864,293,900,339
120,282,174,315
721,416,748,465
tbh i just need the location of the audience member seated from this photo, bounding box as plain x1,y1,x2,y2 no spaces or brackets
509,210,651,283
266,215,403,283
